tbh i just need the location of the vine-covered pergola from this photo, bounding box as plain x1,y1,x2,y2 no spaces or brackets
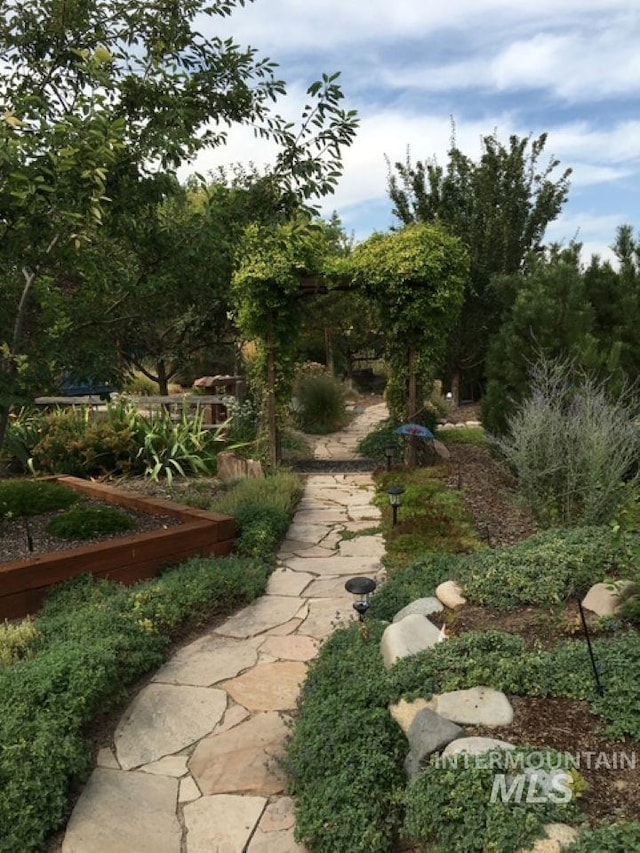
233,220,469,466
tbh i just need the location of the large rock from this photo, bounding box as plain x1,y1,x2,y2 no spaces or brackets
404,709,466,781
389,698,431,734
581,580,634,617
392,597,444,622
380,614,442,669
442,737,516,759
427,686,514,727
62,769,181,853
435,580,467,609
216,451,264,483
517,823,579,852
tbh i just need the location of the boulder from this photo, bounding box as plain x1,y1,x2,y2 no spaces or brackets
427,686,514,727
380,614,442,669
404,709,465,782
442,736,516,759
217,451,264,483
392,597,444,622
581,580,634,617
435,580,467,610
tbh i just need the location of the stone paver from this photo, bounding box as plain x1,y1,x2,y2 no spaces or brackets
152,635,262,686
216,596,304,639
189,712,290,796
223,661,307,711
62,400,389,853
260,634,320,661
183,794,266,853
62,769,181,853
115,684,227,770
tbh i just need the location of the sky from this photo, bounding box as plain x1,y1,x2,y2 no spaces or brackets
179,0,640,265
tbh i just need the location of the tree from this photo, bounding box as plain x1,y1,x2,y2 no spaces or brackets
387,131,572,400
339,223,469,464
0,0,358,451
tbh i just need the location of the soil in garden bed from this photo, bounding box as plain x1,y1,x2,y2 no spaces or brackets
0,497,182,564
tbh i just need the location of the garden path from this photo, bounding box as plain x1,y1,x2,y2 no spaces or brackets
61,402,388,853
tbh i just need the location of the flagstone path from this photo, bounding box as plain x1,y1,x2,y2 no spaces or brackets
62,402,388,853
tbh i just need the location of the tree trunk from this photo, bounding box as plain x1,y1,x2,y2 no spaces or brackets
156,360,169,396
407,346,418,467
324,327,334,373
266,343,279,468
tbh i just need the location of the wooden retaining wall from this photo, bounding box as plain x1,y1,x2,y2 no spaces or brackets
0,477,236,620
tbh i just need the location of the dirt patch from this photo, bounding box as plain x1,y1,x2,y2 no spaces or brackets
445,443,537,548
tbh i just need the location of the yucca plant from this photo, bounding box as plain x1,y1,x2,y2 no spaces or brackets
126,407,222,483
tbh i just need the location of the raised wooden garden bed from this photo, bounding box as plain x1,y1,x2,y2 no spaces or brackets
0,476,235,620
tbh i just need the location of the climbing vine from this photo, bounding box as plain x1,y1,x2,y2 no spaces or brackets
232,218,334,464
340,223,469,429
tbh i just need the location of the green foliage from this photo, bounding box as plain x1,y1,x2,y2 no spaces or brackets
127,407,219,483
438,426,487,446
46,506,135,540
21,403,221,481
285,623,406,853
374,469,480,572
0,556,269,852
293,368,348,433
496,358,640,526
212,472,302,559
568,822,640,852
356,420,404,462
386,628,640,741
387,131,572,395
1,409,42,472
340,224,468,422
121,372,158,395
404,749,582,853
369,553,465,621
0,478,78,518
31,408,136,476
462,526,634,609
0,619,40,669
373,526,634,614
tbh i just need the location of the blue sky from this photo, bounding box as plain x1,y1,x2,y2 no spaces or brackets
180,0,640,264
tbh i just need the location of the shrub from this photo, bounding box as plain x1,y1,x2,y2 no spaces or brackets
404,749,583,853
0,556,269,852
293,368,349,434
496,358,640,526
1,409,43,472
213,472,302,559
438,426,487,446
30,408,136,476
567,821,640,852
46,506,136,539
285,623,406,853
126,407,220,482
0,479,78,518
372,526,635,615
462,526,635,610
357,420,403,463
0,619,40,669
